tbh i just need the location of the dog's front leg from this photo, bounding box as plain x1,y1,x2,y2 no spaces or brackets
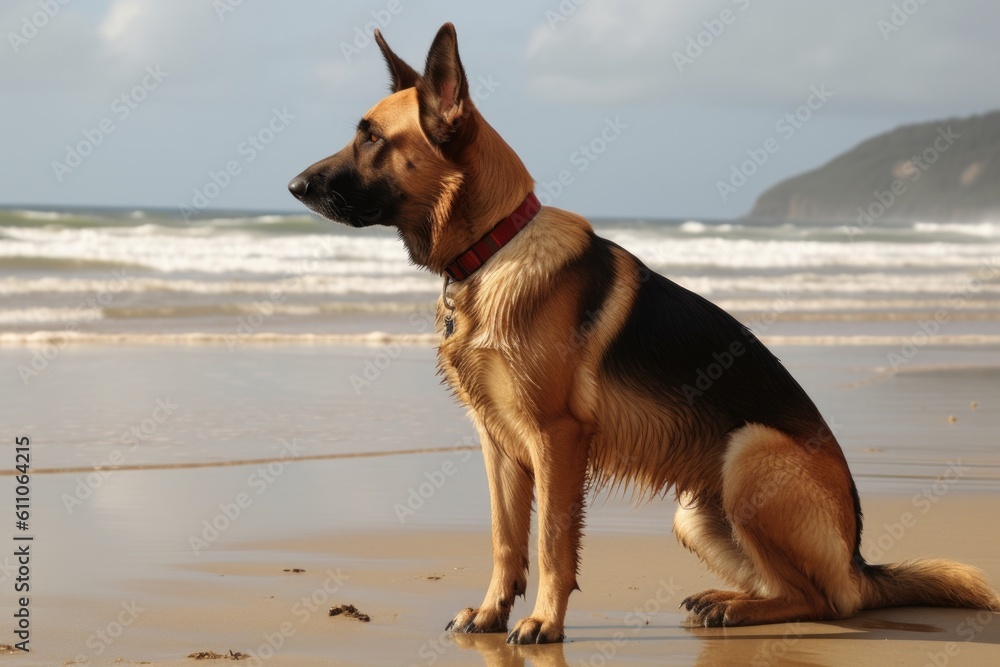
447,425,532,634
507,417,588,644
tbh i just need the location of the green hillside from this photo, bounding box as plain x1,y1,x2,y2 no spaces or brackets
749,110,1000,222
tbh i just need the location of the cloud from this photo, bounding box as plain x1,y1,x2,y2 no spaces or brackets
523,0,1000,111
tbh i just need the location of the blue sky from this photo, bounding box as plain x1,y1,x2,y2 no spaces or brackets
1,0,997,219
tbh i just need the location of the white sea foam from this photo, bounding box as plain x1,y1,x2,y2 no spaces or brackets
0,227,414,276
604,232,1000,270
0,274,439,296
2,271,997,299
2,330,999,348
4,224,1000,275
0,331,442,346
912,221,999,238
10,210,73,221
669,271,1000,296
679,221,706,233
0,307,102,325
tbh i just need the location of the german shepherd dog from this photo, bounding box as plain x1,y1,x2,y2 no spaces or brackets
289,23,999,643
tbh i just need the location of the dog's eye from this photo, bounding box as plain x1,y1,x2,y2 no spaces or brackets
369,133,380,143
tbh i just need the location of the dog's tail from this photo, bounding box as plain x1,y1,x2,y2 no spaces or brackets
861,558,1000,611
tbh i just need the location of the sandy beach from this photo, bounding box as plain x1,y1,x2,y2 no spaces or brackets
2,343,999,665
4,2,1000,663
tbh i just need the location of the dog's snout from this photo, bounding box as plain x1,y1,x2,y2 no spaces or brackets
288,175,310,199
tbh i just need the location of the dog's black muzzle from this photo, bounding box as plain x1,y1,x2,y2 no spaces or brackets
288,150,395,228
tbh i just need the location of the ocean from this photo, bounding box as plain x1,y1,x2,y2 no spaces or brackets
2,206,999,503
2,206,998,346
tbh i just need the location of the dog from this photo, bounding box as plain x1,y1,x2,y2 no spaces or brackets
289,23,1000,644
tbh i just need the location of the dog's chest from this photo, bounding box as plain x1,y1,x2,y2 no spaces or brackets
437,310,525,411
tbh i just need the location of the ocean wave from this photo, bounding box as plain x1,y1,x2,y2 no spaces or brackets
671,271,1000,295
624,237,1000,270
2,330,999,348
4,223,1000,275
12,210,73,221
0,307,102,325
912,221,999,238
0,302,431,324
0,274,440,296
679,220,736,234
679,220,706,233
0,227,415,275
0,331,441,346
4,291,998,327
2,271,997,299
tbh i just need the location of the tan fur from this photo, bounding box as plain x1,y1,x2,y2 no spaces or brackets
292,23,1000,642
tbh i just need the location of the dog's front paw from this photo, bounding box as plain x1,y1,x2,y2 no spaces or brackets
445,607,507,634
506,616,564,644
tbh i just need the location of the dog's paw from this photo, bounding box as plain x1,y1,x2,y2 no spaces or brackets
445,607,507,634
681,590,750,627
506,616,564,644
680,589,745,614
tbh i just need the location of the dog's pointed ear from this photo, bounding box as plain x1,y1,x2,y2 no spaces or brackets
417,22,470,145
374,28,419,92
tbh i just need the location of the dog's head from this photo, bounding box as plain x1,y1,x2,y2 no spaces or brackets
289,23,533,273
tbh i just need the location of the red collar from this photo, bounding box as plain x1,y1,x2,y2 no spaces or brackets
444,192,541,281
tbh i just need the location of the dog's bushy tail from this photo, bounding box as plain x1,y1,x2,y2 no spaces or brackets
861,558,1000,611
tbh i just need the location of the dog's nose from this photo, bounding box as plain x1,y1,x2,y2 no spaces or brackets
288,176,310,199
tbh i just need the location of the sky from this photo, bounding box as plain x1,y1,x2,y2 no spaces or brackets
1,0,998,220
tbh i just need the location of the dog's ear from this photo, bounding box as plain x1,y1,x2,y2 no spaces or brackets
417,22,470,145
374,29,420,92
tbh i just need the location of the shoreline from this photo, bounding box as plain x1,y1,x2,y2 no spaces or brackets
5,331,1000,346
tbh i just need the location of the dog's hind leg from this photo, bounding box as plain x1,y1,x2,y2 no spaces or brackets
673,495,757,611
448,424,533,634
687,423,864,627
673,494,757,589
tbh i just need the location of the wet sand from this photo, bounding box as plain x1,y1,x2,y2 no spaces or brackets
1,343,999,665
